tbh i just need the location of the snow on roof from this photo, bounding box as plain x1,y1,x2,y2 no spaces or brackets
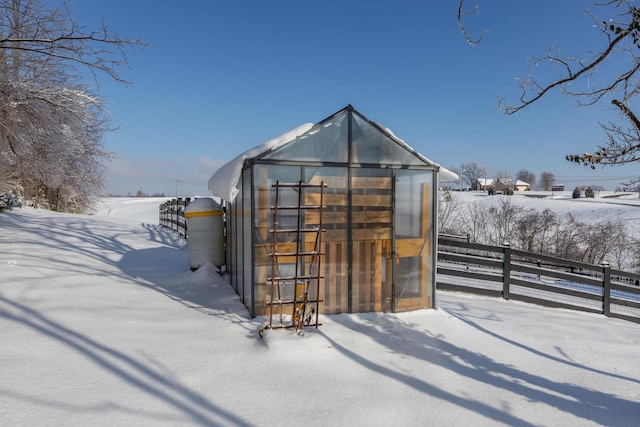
207,123,314,201
209,118,459,201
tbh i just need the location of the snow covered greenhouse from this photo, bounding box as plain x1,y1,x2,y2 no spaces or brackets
208,105,457,319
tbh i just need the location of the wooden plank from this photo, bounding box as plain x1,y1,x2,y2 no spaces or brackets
352,227,392,241
395,296,431,312
352,241,361,312
306,210,346,224
352,194,392,207
326,242,338,314
339,242,348,312
306,192,391,207
351,176,392,188
363,241,372,310
373,240,383,311
396,238,424,257
306,193,347,206
306,210,391,226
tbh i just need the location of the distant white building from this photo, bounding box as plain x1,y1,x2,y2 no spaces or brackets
476,178,530,191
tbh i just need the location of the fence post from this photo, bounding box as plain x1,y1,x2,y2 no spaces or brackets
184,197,190,238
173,198,179,232
503,241,511,300
601,260,611,317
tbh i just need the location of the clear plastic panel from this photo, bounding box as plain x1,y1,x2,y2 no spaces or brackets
253,165,302,315
305,167,348,314
351,114,427,166
242,168,252,310
262,111,349,163
394,170,435,311
350,168,392,313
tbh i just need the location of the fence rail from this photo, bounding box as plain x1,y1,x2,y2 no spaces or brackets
437,238,640,323
159,197,190,238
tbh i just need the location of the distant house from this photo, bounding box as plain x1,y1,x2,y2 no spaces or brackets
476,178,493,191
475,178,530,192
552,184,565,191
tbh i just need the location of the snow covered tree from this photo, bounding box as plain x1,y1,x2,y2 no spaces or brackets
0,0,143,212
458,0,640,171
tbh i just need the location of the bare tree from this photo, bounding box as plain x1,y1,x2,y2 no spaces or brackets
539,172,556,191
460,162,486,189
494,170,512,182
458,0,640,171
515,169,536,188
459,200,489,243
437,189,465,235
0,0,144,84
0,0,144,211
487,198,521,245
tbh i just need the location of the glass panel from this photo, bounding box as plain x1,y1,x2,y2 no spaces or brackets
228,200,237,292
242,169,252,311
351,114,428,166
234,187,243,298
351,168,392,313
262,111,348,163
396,257,422,298
253,165,302,315
304,166,348,314
394,170,434,311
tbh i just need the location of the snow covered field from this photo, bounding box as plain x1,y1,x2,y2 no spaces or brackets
448,190,640,238
1,196,639,426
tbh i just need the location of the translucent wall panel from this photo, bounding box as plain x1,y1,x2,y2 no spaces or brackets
351,114,427,166
253,165,302,315
229,200,238,293
305,167,348,314
393,170,435,312
262,111,348,163
350,168,392,313
242,168,252,309
234,186,244,299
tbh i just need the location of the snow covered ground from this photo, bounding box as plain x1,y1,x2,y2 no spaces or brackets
1,196,639,426
450,190,640,238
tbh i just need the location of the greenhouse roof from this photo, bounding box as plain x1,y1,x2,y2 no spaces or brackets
208,105,458,201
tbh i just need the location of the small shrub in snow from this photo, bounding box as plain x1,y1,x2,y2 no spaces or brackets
585,187,595,198
0,192,22,212
572,187,581,199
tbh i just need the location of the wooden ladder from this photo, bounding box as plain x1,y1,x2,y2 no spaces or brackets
266,180,326,332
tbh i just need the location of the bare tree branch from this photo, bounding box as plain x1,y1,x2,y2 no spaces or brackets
457,0,487,45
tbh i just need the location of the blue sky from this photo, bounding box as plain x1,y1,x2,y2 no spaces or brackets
68,1,639,196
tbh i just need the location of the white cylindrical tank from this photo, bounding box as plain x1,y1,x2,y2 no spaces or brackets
185,198,225,271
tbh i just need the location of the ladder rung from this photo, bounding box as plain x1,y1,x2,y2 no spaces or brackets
269,228,325,233
267,275,324,282
266,298,324,305
269,251,324,257
271,183,327,188
270,205,326,210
